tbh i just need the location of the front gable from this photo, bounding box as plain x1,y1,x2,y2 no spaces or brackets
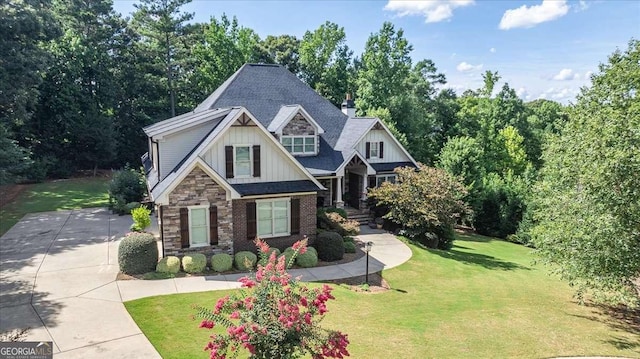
356,120,416,165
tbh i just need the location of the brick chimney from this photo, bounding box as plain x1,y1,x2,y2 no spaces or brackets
341,94,356,118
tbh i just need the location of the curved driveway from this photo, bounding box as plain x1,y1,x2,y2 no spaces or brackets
0,208,412,358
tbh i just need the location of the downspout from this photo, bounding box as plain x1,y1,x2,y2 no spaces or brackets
158,205,165,258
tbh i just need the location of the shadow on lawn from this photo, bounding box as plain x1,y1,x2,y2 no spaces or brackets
428,247,531,271
571,302,640,350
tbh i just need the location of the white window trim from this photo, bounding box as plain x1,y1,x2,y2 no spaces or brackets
188,204,210,248
369,142,379,159
255,198,291,238
233,144,252,178
376,174,396,187
281,135,317,155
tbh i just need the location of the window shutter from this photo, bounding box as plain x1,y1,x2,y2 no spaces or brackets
252,145,261,177
209,205,218,245
379,141,384,159
368,176,376,189
365,142,370,159
179,207,190,248
291,198,300,235
246,202,257,240
225,146,234,178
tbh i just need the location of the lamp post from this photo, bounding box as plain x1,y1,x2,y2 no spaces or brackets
364,241,373,284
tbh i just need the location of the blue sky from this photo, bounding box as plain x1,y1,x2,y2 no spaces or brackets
113,0,640,104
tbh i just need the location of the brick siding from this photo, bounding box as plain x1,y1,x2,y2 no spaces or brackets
233,194,317,253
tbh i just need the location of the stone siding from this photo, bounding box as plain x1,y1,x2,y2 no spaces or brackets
161,167,233,256
282,113,315,136
232,194,317,253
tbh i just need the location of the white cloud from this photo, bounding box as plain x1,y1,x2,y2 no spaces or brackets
516,87,532,100
490,47,496,53
538,87,579,102
576,0,589,11
384,0,475,23
456,62,483,72
584,70,593,80
552,68,578,81
499,0,569,30
456,61,483,72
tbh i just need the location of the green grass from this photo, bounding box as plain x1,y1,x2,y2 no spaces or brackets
125,233,640,359
0,177,110,235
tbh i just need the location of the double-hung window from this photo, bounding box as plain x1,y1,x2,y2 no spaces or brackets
235,145,251,177
282,136,315,155
257,199,290,237
369,142,379,158
189,205,209,246
376,174,396,187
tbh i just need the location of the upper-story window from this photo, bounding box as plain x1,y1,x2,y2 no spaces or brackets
282,136,315,155
235,146,252,177
366,141,384,159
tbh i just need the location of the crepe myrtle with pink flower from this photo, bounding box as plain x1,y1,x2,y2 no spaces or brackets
194,237,350,359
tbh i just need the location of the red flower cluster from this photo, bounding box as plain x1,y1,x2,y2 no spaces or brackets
197,238,350,359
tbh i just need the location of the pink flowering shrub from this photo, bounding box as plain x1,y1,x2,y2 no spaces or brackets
194,238,349,359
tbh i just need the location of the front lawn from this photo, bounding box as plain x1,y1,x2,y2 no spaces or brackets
0,177,110,235
125,233,640,358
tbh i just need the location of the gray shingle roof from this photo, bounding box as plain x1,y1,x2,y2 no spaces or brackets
370,162,416,172
232,180,320,196
194,64,348,149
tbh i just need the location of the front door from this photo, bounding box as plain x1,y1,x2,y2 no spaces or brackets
348,172,361,209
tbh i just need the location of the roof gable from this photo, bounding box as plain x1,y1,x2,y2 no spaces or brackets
143,108,232,139
267,105,325,135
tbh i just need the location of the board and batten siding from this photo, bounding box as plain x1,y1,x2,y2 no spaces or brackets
356,128,411,163
158,121,218,180
203,126,308,184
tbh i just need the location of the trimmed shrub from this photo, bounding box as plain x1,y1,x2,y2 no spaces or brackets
320,212,360,236
156,256,180,274
343,236,355,243
325,207,347,219
182,253,207,273
211,253,233,272
109,167,146,215
315,231,345,262
118,232,158,275
130,206,151,232
259,247,281,266
296,247,318,268
343,241,356,253
234,251,257,271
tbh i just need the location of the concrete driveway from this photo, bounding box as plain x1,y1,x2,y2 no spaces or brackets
0,208,160,358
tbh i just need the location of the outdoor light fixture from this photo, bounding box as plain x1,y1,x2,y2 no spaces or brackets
364,241,373,284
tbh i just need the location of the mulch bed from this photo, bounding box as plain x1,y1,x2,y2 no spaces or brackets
117,238,390,293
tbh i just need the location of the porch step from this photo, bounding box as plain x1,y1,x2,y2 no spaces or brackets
346,213,372,225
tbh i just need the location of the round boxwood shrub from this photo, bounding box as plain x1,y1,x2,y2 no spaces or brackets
211,253,233,272
118,232,158,275
315,231,345,262
234,251,257,271
343,241,356,254
296,247,318,268
156,256,180,274
259,247,281,265
182,253,207,273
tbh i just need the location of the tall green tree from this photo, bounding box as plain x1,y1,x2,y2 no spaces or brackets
299,21,353,106
28,0,122,177
260,35,300,74
530,39,640,305
132,0,194,117
192,14,262,98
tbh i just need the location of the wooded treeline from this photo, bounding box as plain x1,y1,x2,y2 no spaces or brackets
1,0,638,303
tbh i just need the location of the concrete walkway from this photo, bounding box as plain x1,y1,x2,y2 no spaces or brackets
0,208,412,358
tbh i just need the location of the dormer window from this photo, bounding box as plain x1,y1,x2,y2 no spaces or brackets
282,136,315,155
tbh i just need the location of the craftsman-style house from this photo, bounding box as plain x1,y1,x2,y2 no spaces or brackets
142,64,417,256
